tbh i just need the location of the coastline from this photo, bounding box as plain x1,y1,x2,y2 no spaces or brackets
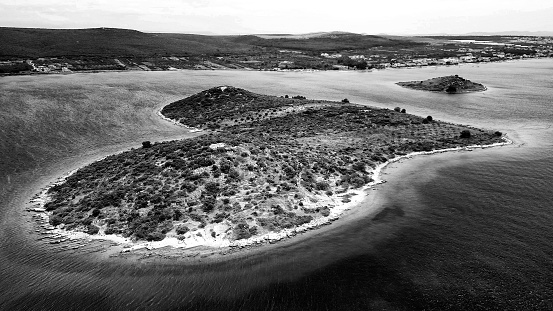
4,56,550,79
28,125,513,257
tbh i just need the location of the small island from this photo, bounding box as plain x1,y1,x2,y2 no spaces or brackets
396,75,487,93
38,86,506,252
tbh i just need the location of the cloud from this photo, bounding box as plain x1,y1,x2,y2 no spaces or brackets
0,0,552,34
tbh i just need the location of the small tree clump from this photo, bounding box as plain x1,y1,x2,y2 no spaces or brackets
142,141,152,148
446,85,457,93
460,130,471,138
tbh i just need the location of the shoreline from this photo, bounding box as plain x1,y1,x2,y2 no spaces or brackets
3,57,550,78
28,124,513,256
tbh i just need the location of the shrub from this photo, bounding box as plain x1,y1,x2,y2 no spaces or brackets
460,130,471,138
446,85,457,93
49,215,63,226
494,131,503,136
204,182,220,194
86,225,100,235
342,98,350,103
394,107,401,112
315,181,330,191
200,195,217,212
176,224,189,235
426,116,433,122
142,141,152,148
401,109,406,113
234,223,252,240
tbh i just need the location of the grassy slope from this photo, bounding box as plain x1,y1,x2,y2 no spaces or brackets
45,87,503,243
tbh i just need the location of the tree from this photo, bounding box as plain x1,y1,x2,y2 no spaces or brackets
446,85,457,93
176,224,189,235
342,98,349,103
426,116,433,122
460,130,471,138
401,109,406,113
142,141,152,148
394,107,401,112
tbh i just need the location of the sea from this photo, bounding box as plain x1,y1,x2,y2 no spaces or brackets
1,59,552,310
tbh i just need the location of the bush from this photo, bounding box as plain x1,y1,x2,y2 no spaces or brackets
495,131,503,136
142,141,152,148
176,224,189,235
204,182,220,194
86,225,100,235
315,181,330,191
342,98,349,103
460,130,471,138
394,107,401,112
426,116,433,122
49,215,63,226
234,223,252,240
446,85,457,93
401,109,406,113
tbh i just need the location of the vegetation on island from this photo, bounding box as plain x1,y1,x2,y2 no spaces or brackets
396,75,487,93
44,86,504,243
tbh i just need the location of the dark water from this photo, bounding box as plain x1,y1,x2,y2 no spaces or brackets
1,59,553,310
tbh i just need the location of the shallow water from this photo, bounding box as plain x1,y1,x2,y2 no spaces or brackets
1,59,552,310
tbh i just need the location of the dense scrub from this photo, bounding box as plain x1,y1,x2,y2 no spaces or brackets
46,87,503,242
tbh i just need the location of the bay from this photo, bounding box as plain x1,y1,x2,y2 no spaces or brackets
1,59,552,310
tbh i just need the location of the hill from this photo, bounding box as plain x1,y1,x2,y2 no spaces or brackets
43,87,503,245
0,27,253,58
0,27,421,58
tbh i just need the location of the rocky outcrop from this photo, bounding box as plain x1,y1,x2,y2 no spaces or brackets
397,75,487,93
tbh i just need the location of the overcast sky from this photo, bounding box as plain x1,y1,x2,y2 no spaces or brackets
1,0,552,35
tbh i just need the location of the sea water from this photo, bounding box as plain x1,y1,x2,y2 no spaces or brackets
1,59,552,310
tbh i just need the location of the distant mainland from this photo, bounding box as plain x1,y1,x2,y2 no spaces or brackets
1,27,551,75
33,86,510,254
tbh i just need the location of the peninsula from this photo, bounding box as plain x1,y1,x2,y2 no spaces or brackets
40,86,505,251
396,75,487,93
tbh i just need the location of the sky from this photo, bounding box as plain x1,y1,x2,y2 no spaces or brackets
1,0,553,35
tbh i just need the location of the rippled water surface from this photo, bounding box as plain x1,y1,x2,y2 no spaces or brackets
1,59,552,310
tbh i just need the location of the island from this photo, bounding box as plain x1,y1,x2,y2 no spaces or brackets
396,75,487,93
38,86,506,251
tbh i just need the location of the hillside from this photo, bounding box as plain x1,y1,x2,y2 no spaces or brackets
0,27,421,58
396,75,487,93
229,33,423,51
0,27,254,58
43,87,504,245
